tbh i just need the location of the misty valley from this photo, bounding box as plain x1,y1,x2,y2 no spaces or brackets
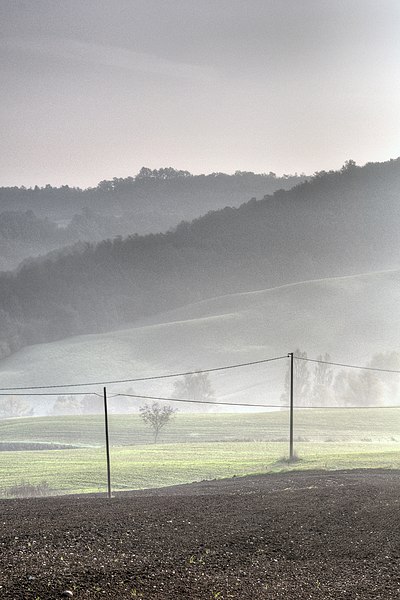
0,148,400,600
3,3,400,597
0,157,398,485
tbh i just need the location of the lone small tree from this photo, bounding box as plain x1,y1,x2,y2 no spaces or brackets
139,402,177,443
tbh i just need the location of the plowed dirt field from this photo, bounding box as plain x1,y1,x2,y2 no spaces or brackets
1,469,399,599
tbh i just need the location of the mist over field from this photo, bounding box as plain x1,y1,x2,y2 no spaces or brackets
3,6,400,600
2,1,400,412
0,157,399,418
0,0,400,500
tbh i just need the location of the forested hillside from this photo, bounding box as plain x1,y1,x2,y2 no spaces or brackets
0,168,304,225
0,169,304,271
0,208,157,271
0,158,399,360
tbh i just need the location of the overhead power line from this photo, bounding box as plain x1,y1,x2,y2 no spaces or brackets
115,392,286,408
0,392,97,397
115,393,400,410
296,355,400,374
0,352,398,394
0,355,288,391
282,404,400,409
1,388,399,409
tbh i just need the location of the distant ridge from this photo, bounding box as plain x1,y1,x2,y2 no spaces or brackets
0,169,306,271
0,168,305,223
0,157,399,360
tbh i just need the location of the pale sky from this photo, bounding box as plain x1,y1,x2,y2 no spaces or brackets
1,0,400,188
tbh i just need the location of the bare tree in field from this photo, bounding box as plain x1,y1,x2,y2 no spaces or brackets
139,402,177,443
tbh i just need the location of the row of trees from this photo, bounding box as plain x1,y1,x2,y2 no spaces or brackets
1,351,398,422
1,167,304,209
146,351,400,441
0,373,215,419
282,350,400,407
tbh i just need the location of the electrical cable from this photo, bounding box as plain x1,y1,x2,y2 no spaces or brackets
115,392,287,408
0,392,97,397
295,355,400,374
0,354,288,391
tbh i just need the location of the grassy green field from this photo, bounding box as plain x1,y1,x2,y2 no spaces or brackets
1,408,399,446
0,441,399,497
0,410,399,497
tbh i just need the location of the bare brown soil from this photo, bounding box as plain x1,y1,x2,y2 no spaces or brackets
1,469,400,599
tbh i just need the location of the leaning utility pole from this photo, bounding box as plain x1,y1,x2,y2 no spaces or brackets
288,352,294,460
103,386,112,499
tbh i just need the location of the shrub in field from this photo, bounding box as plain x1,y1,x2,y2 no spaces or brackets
5,480,53,498
275,451,302,466
0,442,78,451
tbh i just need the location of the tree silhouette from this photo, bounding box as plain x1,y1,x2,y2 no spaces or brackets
312,353,335,405
139,402,177,443
0,396,33,419
173,372,215,411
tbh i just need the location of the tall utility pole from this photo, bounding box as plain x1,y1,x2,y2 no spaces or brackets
103,386,112,499
288,352,294,460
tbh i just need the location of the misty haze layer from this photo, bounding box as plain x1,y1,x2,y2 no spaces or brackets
0,169,304,271
0,157,398,364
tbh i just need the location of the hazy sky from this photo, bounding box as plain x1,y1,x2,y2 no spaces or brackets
1,0,400,187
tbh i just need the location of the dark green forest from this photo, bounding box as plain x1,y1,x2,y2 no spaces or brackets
0,168,304,223
0,168,305,271
0,158,399,360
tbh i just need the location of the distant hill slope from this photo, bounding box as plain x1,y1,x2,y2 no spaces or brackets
0,168,304,227
0,269,398,412
0,157,399,358
0,169,304,271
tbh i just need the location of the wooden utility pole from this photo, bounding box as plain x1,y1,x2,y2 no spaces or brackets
103,387,112,499
288,353,294,460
